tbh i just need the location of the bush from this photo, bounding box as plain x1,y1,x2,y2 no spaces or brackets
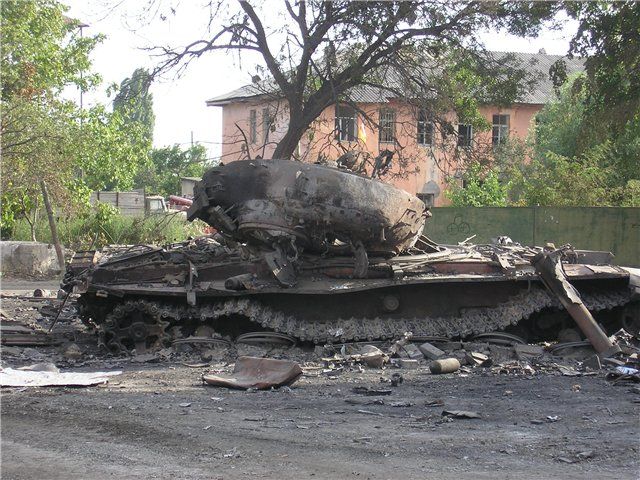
10,210,207,250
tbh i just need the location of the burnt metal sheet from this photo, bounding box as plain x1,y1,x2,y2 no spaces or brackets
202,356,302,390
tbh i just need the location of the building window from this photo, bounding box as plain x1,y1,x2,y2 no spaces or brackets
262,108,272,142
334,104,356,142
379,108,396,143
249,109,257,144
492,114,510,145
417,110,433,146
417,193,435,207
457,124,473,148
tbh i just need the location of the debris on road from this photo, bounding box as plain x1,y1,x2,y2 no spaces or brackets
429,358,461,374
397,358,420,369
352,386,392,396
203,356,302,390
358,345,388,368
418,342,445,360
0,365,122,387
514,343,544,360
63,343,83,360
390,372,403,387
442,409,481,419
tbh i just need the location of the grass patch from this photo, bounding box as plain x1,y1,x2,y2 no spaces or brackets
10,212,207,250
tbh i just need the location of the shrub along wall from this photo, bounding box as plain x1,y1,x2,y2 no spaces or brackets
10,212,206,251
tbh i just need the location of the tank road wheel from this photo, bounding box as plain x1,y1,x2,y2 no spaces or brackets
100,300,171,355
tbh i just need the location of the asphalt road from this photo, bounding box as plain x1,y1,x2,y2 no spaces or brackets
2,364,639,480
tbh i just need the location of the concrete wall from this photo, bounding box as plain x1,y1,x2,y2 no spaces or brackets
0,241,63,278
425,207,640,267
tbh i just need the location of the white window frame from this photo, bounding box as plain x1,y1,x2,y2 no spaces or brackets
492,114,510,146
417,110,433,146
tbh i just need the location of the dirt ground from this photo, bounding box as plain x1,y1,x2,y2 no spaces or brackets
1,279,639,480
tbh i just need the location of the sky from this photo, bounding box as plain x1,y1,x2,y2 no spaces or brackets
63,1,578,161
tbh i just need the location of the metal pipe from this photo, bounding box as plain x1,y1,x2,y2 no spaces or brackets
532,249,620,357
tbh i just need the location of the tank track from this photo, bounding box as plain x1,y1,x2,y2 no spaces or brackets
98,287,632,351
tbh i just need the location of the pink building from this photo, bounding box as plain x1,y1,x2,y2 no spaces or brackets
206,52,583,206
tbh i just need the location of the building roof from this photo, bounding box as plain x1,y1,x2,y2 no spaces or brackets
508,51,584,104
206,84,269,106
206,51,584,107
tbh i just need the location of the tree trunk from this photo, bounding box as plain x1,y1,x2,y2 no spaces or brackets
272,96,334,159
30,206,39,242
23,212,36,242
40,180,65,273
272,127,305,159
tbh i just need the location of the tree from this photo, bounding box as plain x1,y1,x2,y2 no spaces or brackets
1,95,89,241
552,1,640,139
154,1,558,161
1,0,101,100
445,161,510,207
1,0,102,243
113,68,155,143
135,144,210,196
78,105,152,191
499,79,639,207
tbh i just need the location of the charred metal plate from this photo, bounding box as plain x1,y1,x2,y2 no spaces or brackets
188,159,427,255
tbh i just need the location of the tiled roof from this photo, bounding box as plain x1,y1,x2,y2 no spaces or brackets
206,51,584,107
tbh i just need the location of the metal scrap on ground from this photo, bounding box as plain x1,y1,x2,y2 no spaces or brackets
0,364,122,387
202,356,303,390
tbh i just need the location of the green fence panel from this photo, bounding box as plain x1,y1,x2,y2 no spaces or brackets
427,207,640,267
426,207,535,246
533,207,639,266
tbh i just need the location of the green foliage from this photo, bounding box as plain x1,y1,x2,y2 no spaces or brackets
112,68,155,143
452,72,640,208
509,149,608,207
508,145,640,208
78,105,152,191
508,75,640,207
533,76,586,158
563,1,640,137
11,210,207,251
1,1,155,244
1,96,83,216
0,194,21,238
135,144,210,196
445,162,510,207
1,0,102,99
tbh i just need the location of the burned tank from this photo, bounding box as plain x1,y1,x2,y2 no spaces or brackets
65,159,639,355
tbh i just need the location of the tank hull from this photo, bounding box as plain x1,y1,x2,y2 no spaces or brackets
64,160,638,354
